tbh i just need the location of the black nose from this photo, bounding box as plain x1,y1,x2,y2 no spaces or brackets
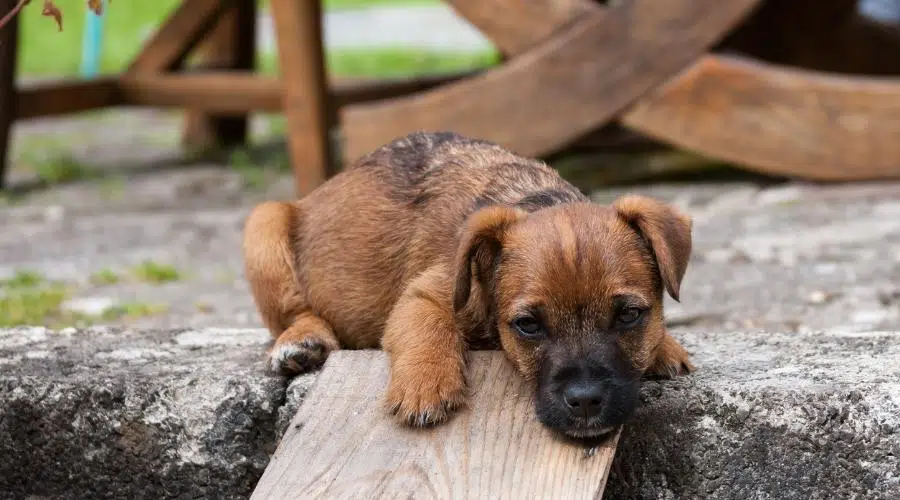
562,382,604,419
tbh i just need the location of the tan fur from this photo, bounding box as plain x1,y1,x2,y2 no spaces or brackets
242,132,694,429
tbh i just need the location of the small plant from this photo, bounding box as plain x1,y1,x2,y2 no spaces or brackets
131,260,182,284
1,269,44,289
33,156,97,184
101,301,167,321
90,268,120,286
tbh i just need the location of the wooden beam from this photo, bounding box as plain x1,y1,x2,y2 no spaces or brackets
270,0,335,196
340,0,761,164
0,0,17,189
621,54,900,181
118,73,281,113
251,351,620,499
15,78,121,120
121,71,482,114
128,0,233,74
445,0,594,55
183,0,258,150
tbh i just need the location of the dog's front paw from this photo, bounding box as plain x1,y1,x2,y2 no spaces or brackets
646,334,695,379
385,360,467,427
269,337,335,376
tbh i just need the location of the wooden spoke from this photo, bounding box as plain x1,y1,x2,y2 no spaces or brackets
621,54,900,181
444,0,594,55
340,0,761,163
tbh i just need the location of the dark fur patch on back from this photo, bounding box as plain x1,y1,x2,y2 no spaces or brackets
515,189,584,212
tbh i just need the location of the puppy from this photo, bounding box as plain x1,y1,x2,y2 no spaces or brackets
242,131,694,438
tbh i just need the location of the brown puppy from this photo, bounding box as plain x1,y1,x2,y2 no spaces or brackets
243,132,694,438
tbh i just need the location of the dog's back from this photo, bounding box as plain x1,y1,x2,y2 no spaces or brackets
292,132,585,345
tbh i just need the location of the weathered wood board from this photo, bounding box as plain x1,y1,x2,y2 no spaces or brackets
251,351,619,500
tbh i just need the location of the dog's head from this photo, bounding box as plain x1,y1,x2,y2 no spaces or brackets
453,195,692,438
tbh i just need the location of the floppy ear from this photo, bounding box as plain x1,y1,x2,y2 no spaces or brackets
613,195,693,301
453,206,528,312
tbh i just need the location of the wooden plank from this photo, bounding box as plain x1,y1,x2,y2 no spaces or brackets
621,54,900,181
252,351,620,499
0,0,17,189
119,73,281,112
116,72,477,114
127,0,233,74
445,0,593,55
182,0,257,149
269,0,335,196
340,0,761,164
16,78,121,120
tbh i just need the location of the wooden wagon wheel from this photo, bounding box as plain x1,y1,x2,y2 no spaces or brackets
340,0,900,182
340,0,762,162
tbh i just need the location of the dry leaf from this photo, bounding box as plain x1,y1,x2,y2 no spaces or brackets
42,0,63,32
87,0,102,16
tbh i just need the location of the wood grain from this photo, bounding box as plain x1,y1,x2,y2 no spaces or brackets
16,78,120,119
127,0,233,74
118,73,281,113
445,0,592,55
182,0,257,149
340,0,760,163
252,351,619,500
622,54,900,181
270,0,335,196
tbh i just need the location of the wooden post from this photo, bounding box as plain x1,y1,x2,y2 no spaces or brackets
182,0,257,150
251,351,620,499
269,0,335,196
0,0,18,189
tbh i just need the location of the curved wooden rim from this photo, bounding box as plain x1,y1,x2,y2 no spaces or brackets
622,54,900,181
339,0,761,163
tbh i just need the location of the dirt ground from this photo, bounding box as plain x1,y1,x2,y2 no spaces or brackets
2,110,899,335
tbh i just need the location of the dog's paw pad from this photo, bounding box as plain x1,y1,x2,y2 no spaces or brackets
269,338,330,376
385,367,467,428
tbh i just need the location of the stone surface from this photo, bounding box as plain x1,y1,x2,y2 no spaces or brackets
0,326,315,499
607,329,900,499
2,327,898,499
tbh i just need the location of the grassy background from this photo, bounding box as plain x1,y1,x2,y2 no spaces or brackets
17,0,497,78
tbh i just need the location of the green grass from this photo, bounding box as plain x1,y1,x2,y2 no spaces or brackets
17,0,493,78
2,270,45,289
101,302,167,321
90,268,121,286
0,268,169,327
130,261,182,284
0,271,78,328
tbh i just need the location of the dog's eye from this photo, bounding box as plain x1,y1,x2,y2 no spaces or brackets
614,307,644,328
512,316,544,339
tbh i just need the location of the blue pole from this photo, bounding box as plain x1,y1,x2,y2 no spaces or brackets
80,0,105,78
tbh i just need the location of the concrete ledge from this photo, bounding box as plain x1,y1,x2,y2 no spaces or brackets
0,327,314,499
1,327,898,499
607,330,900,499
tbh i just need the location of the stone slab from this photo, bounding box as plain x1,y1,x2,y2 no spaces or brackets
2,327,898,499
0,327,315,500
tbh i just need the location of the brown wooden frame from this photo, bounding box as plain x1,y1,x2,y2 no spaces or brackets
3,0,900,192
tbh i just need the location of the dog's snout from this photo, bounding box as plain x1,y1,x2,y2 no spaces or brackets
562,381,604,419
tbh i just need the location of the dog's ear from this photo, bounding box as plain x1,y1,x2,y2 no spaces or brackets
613,195,693,301
453,206,528,312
